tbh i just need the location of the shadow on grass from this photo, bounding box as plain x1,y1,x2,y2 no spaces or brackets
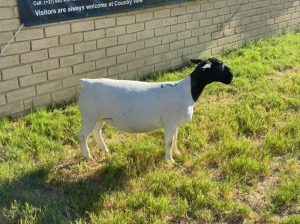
0,160,129,223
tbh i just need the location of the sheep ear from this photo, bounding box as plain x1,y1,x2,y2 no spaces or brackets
201,63,211,70
190,59,203,65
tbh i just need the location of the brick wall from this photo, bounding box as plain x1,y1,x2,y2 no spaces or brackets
0,0,299,116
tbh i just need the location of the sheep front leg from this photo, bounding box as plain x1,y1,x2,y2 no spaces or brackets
164,126,178,163
92,119,109,154
172,128,181,156
78,118,98,160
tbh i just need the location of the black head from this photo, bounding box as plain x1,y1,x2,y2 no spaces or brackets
190,57,233,85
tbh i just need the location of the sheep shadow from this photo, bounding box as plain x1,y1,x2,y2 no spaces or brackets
0,159,129,223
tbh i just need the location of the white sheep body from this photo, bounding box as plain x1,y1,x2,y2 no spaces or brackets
79,78,194,133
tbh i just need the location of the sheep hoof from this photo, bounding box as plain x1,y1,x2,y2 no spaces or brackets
173,150,181,156
85,155,94,160
166,157,175,164
102,149,109,154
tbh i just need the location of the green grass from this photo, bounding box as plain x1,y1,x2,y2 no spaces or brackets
0,31,300,223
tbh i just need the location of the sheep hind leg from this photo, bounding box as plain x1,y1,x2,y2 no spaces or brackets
164,126,177,163
92,119,109,154
78,118,98,160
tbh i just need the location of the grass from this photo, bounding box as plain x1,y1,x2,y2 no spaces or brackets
0,31,300,223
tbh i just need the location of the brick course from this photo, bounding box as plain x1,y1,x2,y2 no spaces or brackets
0,0,299,116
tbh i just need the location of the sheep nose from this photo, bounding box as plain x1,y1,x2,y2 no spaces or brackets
228,69,233,78
224,72,233,84
228,74,233,83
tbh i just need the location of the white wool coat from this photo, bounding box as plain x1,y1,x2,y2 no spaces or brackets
79,77,195,133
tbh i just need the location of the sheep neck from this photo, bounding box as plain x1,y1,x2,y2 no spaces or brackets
190,69,210,102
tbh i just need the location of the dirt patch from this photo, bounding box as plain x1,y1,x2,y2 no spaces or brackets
243,172,279,210
272,65,300,79
235,166,280,221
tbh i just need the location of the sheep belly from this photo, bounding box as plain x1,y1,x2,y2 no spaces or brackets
103,113,163,133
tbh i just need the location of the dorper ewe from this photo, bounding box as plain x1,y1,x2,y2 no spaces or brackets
78,57,233,163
